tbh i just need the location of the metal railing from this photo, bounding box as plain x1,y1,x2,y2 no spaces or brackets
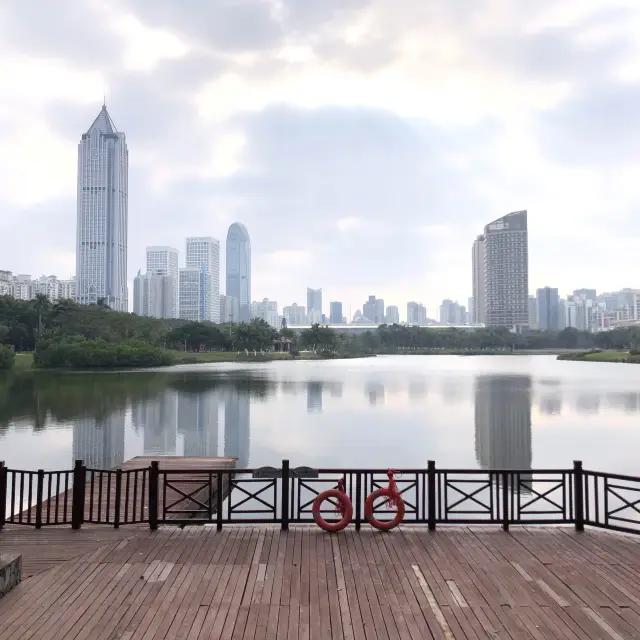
1,459,639,535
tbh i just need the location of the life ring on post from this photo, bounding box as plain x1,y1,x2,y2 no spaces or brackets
365,469,405,531
312,477,353,533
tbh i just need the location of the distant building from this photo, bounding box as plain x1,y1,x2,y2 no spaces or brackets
186,237,220,322
75,104,128,311
484,210,529,330
363,296,385,325
0,272,76,303
329,301,343,324
133,271,149,316
251,298,280,328
220,294,240,323
573,288,596,301
385,305,400,325
537,287,560,331
439,299,466,324
179,266,209,322
146,246,179,318
307,287,323,323
407,301,427,325
528,296,538,330
226,223,251,322
471,235,485,324
283,303,307,325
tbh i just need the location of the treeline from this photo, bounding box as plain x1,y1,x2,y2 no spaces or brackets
2,293,640,370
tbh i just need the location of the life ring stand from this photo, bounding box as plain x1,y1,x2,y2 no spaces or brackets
364,469,405,531
312,477,353,533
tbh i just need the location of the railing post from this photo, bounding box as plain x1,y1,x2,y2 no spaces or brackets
35,469,44,529
281,459,290,531
0,462,6,531
355,473,362,531
502,471,509,531
71,460,86,530
216,472,223,531
574,461,584,532
427,461,436,531
114,469,122,529
149,461,159,531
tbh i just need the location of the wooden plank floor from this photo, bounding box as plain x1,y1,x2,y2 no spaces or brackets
3,525,640,638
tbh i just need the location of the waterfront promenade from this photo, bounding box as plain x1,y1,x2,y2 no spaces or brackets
3,524,640,639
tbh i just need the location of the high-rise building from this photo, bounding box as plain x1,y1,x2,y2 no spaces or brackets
528,295,538,329
179,267,209,322
307,287,323,323
439,299,466,324
363,296,385,325
472,235,485,325
226,223,251,322
484,210,529,329
146,246,179,318
284,303,307,325
385,305,400,325
133,271,148,316
251,298,280,327
220,294,240,323
75,104,128,311
407,302,427,325
329,301,343,324
537,287,560,331
186,237,220,322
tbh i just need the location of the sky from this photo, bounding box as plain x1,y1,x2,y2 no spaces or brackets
1,0,640,319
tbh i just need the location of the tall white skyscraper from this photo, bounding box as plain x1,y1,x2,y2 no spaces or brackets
472,235,485,324
75,104,128,311
186,237,220,322
146,246,179,318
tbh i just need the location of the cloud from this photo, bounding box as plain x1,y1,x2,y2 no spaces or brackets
1,0,640,315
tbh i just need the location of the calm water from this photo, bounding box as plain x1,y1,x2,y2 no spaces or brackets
2,355,640,475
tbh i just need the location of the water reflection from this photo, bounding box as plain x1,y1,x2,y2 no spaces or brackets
475,375,532,473
3,358,640,474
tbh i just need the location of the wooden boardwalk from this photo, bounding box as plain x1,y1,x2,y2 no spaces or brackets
3,526,640,639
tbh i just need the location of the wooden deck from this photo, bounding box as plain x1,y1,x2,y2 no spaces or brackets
3,525,640,638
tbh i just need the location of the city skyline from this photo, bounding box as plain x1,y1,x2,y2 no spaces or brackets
2,2,640,314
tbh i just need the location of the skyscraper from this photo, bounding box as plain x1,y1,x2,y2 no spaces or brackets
363,296,385,324
407,302,427,325
226,223,251,322
146,246,179,318
75,104,128,310
471,235,485,324
307,287,323,323
329,301,343,324
186,237,220,322
385,305,400,325
484,210,529,329
537,287,560,330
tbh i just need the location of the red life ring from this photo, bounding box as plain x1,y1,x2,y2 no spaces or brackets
312,489,353,533
365,487,405,531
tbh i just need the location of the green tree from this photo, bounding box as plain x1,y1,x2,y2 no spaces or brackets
0,344,14,370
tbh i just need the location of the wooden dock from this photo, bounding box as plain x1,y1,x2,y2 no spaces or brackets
9,456,236,527
3,524,640,638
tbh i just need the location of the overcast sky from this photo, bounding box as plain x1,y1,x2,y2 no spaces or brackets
1,0,639,318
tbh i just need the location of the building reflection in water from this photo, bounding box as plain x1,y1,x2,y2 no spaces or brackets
178,392,218,457
132,392,178,456
224,387,250,469
474,375,532,489
72,410,126,469
307,382,323,413
365,382,385,406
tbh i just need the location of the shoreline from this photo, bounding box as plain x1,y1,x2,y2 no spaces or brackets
557,350,640,364
8,350,376,371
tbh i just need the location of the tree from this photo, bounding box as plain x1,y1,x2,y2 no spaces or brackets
0,344,14,370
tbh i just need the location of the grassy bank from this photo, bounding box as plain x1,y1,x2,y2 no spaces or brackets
172,351,375,364
386,348,584,356
13,352,34,370
557,350,640,364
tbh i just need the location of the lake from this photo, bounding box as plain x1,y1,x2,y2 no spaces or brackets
2,355,640,475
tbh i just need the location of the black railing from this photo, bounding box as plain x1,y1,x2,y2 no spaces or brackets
2,459,640,536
